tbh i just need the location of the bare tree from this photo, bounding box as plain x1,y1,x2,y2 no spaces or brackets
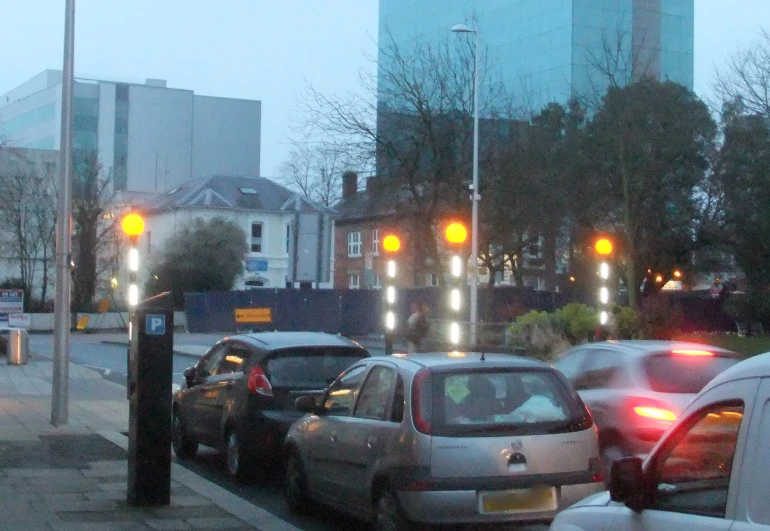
0,153,57,304
714,28,770,119
72,152,119,310
278,139,347,208
295,30,516,285
578,26,661,111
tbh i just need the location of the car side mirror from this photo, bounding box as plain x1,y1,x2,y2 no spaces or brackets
609,457,647,513
183,367,196,387
295,395,321,414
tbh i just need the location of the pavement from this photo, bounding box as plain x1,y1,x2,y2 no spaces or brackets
0,352,305,531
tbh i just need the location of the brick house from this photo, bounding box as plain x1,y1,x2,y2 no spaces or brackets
333,172,424,289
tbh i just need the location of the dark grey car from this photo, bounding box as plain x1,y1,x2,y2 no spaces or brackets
553,340,740,470
172,331,369,479
284,352,604,530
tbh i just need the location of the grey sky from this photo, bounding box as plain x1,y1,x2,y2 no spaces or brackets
1,1,768,178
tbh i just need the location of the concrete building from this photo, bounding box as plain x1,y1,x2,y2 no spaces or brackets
129,175,333,297
378,0,694,111
0,70,261,193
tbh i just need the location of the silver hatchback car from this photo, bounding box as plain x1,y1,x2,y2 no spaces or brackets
283,352,605,529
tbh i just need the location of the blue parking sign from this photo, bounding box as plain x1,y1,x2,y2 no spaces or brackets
146,314,166,335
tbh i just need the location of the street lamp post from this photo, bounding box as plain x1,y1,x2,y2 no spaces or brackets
51,0,76,427
452,23,480,347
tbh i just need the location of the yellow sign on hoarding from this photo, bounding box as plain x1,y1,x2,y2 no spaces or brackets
235,308,272,323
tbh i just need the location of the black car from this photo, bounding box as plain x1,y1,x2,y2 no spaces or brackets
172,331,370,479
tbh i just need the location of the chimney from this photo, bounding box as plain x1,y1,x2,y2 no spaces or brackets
342,171,358,198
366,176,381,195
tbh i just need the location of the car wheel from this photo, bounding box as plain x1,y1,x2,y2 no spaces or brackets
601,445,627,484
225,429,250,480
374,489,413,531
171,409,198,459
284,451,312,514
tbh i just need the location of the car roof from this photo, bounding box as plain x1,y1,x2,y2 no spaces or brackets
703,352,770,391
232,331,365,351
565,340,737,358
368,351,551,371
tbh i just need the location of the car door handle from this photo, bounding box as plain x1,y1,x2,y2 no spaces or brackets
367,435,377,449
330,431,338,443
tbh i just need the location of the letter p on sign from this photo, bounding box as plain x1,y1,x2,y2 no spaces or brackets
146,314,166,335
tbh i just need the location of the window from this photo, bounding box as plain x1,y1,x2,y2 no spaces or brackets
264,347,368,388
218,345,251,375
553,349,588,381
371,229,380,255
372,274,382,289
572,349,629,390
391,375,405,423
251,223,263,253
652,402,744,518
285,224,291,254
643,353,739,394
348,231,362,257
324,365,368,416
748,399,770,524
199,344,228,378
354,366,396,421
427,369,591,437
427,273,439,287
348,273,360,290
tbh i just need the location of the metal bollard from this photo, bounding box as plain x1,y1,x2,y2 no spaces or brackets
8,328,29,365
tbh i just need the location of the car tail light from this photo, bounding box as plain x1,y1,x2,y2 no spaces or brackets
633,406,676,422
411,368,432,435
672,349,714,357
248,365,273,396
589,457,604,483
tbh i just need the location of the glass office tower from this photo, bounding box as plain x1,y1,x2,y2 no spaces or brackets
378,0,694,112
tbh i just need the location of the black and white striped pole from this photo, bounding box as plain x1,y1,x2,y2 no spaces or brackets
595,238,613,331
122,213,145,310
445,222,468,346
382,234,401,355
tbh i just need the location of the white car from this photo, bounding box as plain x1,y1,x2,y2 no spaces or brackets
550,351,770,531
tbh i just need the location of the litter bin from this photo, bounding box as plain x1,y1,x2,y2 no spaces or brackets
8,328,29,365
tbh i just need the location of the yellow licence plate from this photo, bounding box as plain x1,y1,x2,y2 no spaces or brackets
479,487,557,514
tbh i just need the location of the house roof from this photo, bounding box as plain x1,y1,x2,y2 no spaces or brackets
333,182,406,224
142,175,327,215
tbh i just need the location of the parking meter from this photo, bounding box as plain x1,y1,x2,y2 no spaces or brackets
127,293,174,506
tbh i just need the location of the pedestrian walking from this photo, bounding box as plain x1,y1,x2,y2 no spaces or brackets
407,302,430,353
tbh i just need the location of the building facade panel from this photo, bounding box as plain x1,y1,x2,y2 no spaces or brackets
379,0,693,113
1,72,262,194
126,85,194,193
192,96,261,179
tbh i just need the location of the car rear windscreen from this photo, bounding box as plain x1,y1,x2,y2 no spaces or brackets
265,347,368,388
643,353,739,394
429,369,591,437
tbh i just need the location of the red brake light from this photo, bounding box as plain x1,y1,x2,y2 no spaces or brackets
248,365,273,396
672,349,714,357
633,406,676,422
589,457,604,483
411,368,432,435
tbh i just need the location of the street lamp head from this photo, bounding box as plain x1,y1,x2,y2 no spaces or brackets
122,213,145,237
383,235,401,253
451,23,474,33
446,222,468,244
595,238,613,256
